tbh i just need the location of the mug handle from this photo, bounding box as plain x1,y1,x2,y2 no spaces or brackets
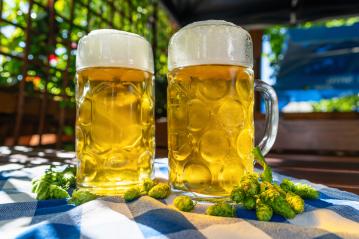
254,80,279,155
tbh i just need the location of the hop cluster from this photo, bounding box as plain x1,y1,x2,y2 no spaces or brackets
32,165,97,206
123,179,171,202
226,147,319,221
32,165,76,200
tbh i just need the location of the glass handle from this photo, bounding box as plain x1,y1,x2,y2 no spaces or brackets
254,80,279,155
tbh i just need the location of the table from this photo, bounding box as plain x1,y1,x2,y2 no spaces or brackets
1,146,359,239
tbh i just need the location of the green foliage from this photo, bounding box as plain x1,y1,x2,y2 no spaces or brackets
312,95,359,112
1,0,174,117
263,17,359,83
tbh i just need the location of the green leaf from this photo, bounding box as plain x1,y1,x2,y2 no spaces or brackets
252,147,273,183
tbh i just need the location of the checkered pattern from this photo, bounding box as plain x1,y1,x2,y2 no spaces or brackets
0,148,358,239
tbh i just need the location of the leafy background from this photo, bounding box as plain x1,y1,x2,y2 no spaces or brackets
0,0,174,118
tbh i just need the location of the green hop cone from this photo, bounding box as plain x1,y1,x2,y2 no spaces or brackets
230,186,245,203
148,183,171,199
141,178,156,194
243,196,256,210
256,199,273,221
69,189,97,206
124,187,142,202
259,181,273,193
49,185,70,199
173,196,195,212
280,178,295,192
206,203,235,217
34,180,51,200
239,173,260,196
260,188,296,219
293,183,319,200
286,191,304,214
280,179,319,199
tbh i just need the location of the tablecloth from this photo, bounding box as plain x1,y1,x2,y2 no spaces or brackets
0,146,359,239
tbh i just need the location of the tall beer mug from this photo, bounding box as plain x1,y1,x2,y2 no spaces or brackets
76,29,155,195
167,20,278,197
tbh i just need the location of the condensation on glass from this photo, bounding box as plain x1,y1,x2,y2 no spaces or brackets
75,29,155,195
167,20,279,197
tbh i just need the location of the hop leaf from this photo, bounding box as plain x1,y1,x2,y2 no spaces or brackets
206,203,235,217
286,191,304,213
253,147,272,183
256,199,273,221
124,187,142,202
68,189,97,206
148,183,171,199
173,196,195,212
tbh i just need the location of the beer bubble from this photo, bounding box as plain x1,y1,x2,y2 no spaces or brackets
183,163,212,189
219,162,245,192
199,79,229,100
78,97,92,125
187,99,210,131
199,129,229,162
217,99,245,128
169,132,193,161
78,153,97,182
236,129,254,157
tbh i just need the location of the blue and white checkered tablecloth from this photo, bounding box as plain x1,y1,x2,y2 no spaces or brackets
1,146,359,239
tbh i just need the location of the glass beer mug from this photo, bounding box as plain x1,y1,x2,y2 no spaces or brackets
167,21,278,197
75,29,155,195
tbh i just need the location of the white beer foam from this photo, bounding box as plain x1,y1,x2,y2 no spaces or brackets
168,20,253,71
76,29,154,73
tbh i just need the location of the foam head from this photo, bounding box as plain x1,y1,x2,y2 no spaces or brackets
76,29,154,73
168,20,253,71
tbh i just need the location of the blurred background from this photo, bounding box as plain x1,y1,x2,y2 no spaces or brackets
0,1,358,191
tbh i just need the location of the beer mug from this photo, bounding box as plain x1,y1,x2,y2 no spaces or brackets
167,21,278,197
75,29,155,195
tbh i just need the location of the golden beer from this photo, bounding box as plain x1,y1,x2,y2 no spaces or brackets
168,65,254,196
76,30,154,195
167,20,278,197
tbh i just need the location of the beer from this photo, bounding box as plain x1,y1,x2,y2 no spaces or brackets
168,65,254,196
76,30,154,195
167,20,278,197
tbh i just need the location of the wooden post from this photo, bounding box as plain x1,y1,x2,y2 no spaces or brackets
38,0,56,146
57,0,75,148
13,0,34,145
151,1,158,70
249,29,264,113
